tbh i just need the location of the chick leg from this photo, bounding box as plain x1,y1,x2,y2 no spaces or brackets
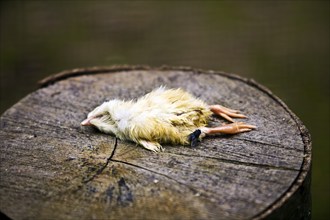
188,122,256,147
209,105,246,122
201,122,256,135
138,140,164,152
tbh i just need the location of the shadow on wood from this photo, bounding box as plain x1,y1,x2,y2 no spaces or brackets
0,66,311,219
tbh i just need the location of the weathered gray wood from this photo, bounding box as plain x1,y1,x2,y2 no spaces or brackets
0,66,311,219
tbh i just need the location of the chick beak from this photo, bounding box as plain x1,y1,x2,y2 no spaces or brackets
81,117,94,126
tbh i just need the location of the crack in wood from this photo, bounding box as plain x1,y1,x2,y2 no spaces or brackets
109,158,199,195
234,137,304,152
3,117,78,132
166,152,300,172
82,138,118,184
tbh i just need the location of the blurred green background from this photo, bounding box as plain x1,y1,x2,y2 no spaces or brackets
0,1,329,219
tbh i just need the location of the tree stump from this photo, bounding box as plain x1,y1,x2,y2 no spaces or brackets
0,66,311,220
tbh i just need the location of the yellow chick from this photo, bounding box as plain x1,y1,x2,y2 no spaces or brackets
81,87,256,152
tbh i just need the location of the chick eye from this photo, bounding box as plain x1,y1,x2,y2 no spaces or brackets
95,114,104,119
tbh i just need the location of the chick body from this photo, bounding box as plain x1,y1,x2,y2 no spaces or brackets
84,87,212,150
127,87,212,146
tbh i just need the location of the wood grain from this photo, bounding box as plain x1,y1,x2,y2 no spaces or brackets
0,66,311,219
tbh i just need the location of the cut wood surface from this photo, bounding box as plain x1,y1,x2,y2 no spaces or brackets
0,66,311,219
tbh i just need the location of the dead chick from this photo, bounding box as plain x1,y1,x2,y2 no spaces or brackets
81,87,256,152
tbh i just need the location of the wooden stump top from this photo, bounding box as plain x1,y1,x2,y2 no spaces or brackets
0,66,311,219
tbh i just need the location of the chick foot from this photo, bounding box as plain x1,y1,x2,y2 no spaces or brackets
138,140,164,152
202,122,256,135
209,105,246,122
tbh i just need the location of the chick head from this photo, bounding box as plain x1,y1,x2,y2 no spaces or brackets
81,100,118,134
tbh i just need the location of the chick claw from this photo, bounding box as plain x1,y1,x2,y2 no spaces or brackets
138,140,164,152
209,105,247,123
